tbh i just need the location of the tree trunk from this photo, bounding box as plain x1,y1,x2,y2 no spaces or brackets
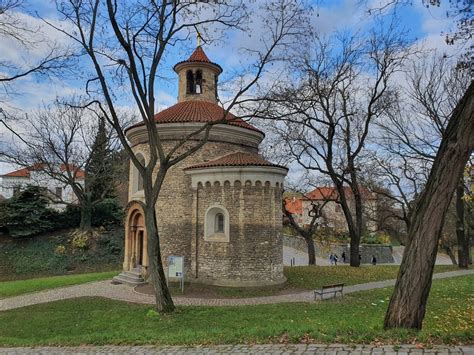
456,181,470,268
349,228,361,267
441,244,457,265
384,82,474,330
79,196,92,231
143,203,175,313
304,234,316,265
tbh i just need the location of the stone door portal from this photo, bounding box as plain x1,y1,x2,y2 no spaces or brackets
123,202,148,273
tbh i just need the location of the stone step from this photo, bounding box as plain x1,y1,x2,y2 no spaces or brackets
113,271,145,286
113,275,145,286
123,269,142,278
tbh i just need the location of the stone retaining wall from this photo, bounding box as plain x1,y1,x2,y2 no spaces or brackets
283,235,395,264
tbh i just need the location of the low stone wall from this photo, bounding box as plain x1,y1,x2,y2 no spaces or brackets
283,235,394,264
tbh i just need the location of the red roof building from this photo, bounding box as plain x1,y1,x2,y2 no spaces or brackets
121,46,288,287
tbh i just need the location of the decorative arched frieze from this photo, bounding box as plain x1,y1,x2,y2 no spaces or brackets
185,166,287,189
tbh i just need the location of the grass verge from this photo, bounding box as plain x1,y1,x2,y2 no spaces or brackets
0,271,118,299
284,265,459,290
0,275,471,346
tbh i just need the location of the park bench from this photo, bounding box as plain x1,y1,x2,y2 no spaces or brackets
314,283,344,300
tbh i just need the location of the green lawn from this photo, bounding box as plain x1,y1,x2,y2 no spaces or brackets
285,265,459,290
0,265,461,300
0,275,471,346
0,271,119,299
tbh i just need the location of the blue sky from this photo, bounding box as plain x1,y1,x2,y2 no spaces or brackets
0,0,460,174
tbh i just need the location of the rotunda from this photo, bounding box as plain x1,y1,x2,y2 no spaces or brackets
122,46,288,287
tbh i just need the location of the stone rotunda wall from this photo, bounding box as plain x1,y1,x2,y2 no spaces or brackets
123,45,287,287
191,180,285,286
128,136,263,281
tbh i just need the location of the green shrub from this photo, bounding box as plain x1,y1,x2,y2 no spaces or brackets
91,199,123,227
361,233,390,244
0,227,124,280
0,186,58,238
54,205,81,229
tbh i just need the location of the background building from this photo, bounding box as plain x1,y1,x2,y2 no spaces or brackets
0,164,84,209
285,186,378,234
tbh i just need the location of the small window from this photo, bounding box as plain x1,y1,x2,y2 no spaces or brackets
137,171,144,191
215,213,224,233
214,74,218,98
205,206,229,243
55,187,62,199
133,153,146,193
195,70,202,94
335,204,341,212
187,70,195,94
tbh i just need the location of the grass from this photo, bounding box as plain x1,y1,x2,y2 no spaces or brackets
148,265,461,299
0,275,471,346
1,265,460,300
0,227,123,281
285,264,459,290
0,271,119,299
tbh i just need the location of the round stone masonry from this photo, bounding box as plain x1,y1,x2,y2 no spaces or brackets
122,45,288,288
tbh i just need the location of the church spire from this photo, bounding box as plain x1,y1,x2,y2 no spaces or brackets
173,46,222,104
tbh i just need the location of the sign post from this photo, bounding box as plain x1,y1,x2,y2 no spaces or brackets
167,255,184,293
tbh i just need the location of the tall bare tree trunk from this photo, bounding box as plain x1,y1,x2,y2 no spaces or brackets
144,201,175,313
456,180,470,268
303,234,316,265
440,243,457,265
79,195,92,232
384,82,474,330
349,228,361,267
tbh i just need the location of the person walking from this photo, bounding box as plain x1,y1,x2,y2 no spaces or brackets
341,251,346,263
334,254,338,265
329,253,334,265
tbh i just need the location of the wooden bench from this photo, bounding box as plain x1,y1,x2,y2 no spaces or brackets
314,283,344,300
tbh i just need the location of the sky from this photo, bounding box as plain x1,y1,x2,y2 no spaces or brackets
0,0,462,175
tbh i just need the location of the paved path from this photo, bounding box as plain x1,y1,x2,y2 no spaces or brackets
1,269,472,311
284,246,330,266
391,247,452,265
0,344,472,354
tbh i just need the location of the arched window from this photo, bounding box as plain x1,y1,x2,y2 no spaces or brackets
195,70,202,94
133,153,146,193
215,213,224,233
205,205,229,242
214,74,218,98
187,70,195,94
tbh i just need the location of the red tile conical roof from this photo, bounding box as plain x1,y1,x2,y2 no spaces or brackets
188,46,211,63
126,101,263,134
173,46,222,73
185,152,287,170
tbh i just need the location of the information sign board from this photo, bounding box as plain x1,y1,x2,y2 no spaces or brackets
167,255,184,292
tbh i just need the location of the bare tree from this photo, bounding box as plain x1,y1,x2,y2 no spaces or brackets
375,54,471,267
0,0,70,97
283,191,328,265
0,101,121,230
364,0,472,75
384,80,474,330
42,0,308,312
252,21,411,266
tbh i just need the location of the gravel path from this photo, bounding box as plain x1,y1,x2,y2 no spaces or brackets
1,269,473,311
0,344,473,354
